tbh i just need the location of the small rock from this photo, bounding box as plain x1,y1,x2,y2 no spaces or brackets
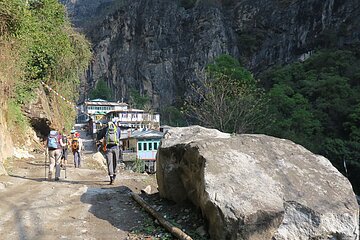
0,182,6,190
141,185,152,195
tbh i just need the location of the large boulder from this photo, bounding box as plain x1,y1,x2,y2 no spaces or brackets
156,126,359,240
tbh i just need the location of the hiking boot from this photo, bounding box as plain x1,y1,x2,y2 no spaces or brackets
55,177,59,181
109,176,114,185
113,174,116,180
48,172,52,181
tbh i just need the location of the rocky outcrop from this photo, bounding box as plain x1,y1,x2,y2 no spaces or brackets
61,0,360,109
22,87,54,139
156,126,359,240
0,85,60,175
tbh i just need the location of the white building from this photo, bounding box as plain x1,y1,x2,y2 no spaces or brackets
106,109,160,130
77,99,160,130
77,99,128,122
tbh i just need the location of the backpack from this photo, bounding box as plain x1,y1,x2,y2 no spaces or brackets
106,123,118,145
71,138,79,151
48,130,60,149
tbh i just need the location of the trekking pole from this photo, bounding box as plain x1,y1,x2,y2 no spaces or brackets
44,149,47,180
64,163,67,179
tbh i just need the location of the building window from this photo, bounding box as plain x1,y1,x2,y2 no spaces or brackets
138,142,142,151
154,142,158,150
143,142,147,151
149,142,153,150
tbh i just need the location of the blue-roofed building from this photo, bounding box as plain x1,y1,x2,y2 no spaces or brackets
127,129,164,173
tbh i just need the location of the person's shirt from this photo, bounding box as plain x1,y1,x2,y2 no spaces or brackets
78,137,84,152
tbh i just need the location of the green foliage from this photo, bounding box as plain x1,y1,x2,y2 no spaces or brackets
0,0,26,37
267,83,322,151
89,80,113,100
129,88,150,109
186,54,269,133
6,99,28,133
1,0,91,133
344,103,360,142
133,157,145,173
160,105,187,127
131,217,172,239
263,49,360,193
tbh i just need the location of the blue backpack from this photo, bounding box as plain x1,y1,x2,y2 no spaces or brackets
48,130,60,149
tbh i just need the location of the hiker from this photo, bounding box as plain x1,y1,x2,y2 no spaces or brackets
46,129,66,181
71,132,83,168
97,121,121,185
60,129,69,169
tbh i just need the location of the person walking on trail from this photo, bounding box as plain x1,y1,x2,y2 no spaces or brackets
60,129,69,169
71,132,83,168
97,121,121,185
46,130,65,181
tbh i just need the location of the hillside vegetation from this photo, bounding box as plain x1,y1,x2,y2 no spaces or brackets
184,52,360,194
0,0,91,141
261,49,360,194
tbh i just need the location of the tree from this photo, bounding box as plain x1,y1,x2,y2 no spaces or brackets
185,55,269,133
89,80,112,100
262,49,360,194
129,88,150,109
267,83,322,151
160,105,187,127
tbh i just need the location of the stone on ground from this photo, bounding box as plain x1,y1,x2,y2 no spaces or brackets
156,126,359,240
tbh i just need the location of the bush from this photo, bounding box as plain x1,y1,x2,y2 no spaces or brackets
6,99,29,134
133,157,145,173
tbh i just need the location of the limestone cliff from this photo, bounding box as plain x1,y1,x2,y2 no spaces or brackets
61,0,360,110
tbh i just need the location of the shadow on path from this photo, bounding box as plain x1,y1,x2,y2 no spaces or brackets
8,174,108,185
80,185,153,235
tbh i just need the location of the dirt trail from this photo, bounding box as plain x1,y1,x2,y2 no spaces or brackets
0,129,159,240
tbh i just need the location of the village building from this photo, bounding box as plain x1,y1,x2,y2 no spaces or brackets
77,98,163,173
121,129,164,173
77,98,128,123
105,109,160,130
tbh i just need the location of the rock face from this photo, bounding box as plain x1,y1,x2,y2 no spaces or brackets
156,126,359,240
61,0,360,109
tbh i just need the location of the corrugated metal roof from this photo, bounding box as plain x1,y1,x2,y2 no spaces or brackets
85,101,128,106
106,109,145,113
129,129,164,139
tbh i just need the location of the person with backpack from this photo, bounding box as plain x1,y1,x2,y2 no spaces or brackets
46,129,65,181
71,132,83,168
97,121,121,185
60,129,69,169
